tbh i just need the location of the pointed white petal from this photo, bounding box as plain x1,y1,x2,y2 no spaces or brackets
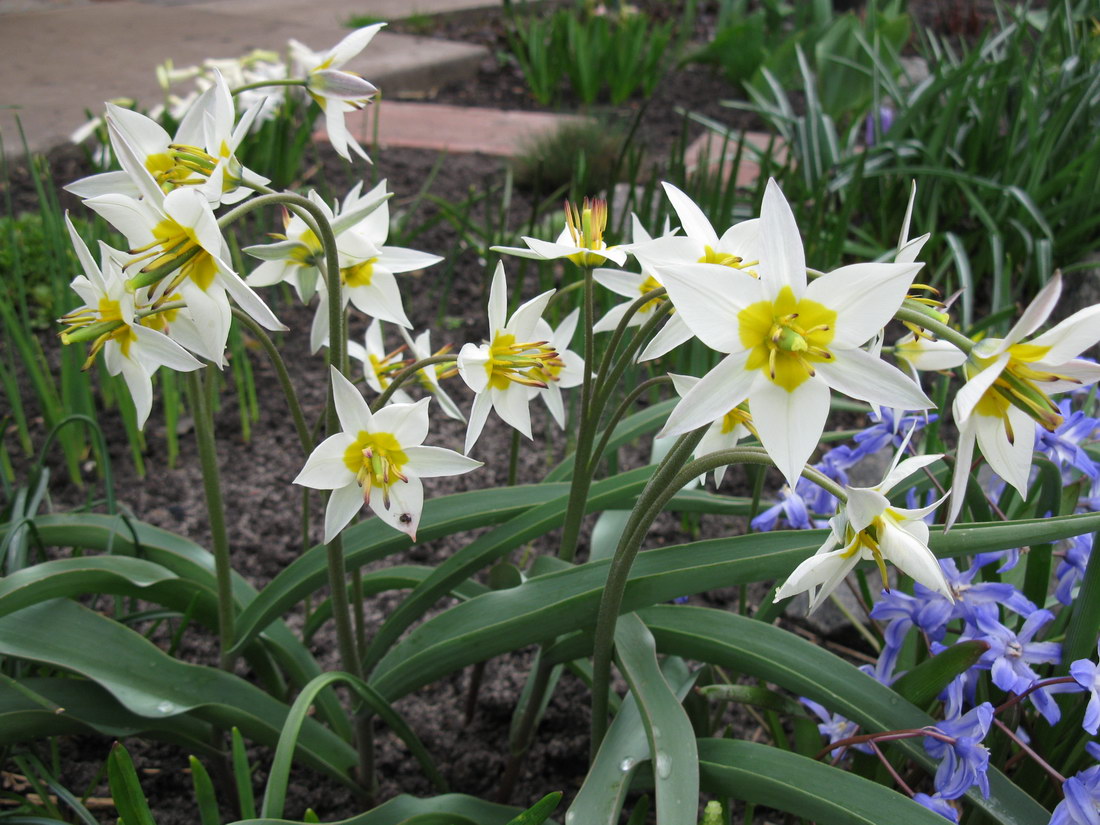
759,179,806,299
64,171,140,199
327,23,385,68
656,262,760,353
371,476,422,540
491,385,533,439
880,522,952,598
662,181,718,248
1003,274,1062,347
808,262,921,347
750,376,830,489
976,403,1035,497
815,347,932,410
330,366,372,434
376,397,431,447
954,352,1010,422
1028,304,1100,364
488,261,508,332
660,352,754,437
324,482,365,543
457,343,491,394
404,445,483,478
464,391,493,454
131,325,202,372
638,313,693,361
376,246,443,274
295,433,357,489
845,488,891,532
508,290,555,342
878,453,944,494
118,356,154,430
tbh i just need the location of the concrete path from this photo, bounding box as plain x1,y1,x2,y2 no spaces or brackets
0,0,495,156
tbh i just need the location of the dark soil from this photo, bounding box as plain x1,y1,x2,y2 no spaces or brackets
1,1,991,821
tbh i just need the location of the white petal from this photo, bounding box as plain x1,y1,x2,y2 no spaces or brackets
540,383,565,428
758,179,805,299
376,246,443,274
491,385,533,439
375,397,430,447
1003,273,1061,346
488,261,508,332
326,23,385,68
656,262,760,353
346,268,411,328
638,314,693,361
457,343,491,394
64,171,140,199
592,302,636,334
954,352,1010,422
945,420,977,529
808,262,922,348
845,488,890,532
404,445,483,478
311,69,377,100
976,403,1035,497
880,522,952,598
815,347,932,411
330,366,372,434
878,453,944,494
662,181,718,248
660,352,754,437
371,476,422,540
593,267,647,299
131,325,202,372
508,290,555,342
295,433,357,489
750,375,830,489
1028,303,1100,365
118,356,154,430
464,391,493,454
324,482,365,543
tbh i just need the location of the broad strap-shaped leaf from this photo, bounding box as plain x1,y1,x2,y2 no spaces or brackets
0,600,358,785
236,793,541,825
0,556,179,619
891,641,988,709
0,677,217,756
697,738,947,824
569,659,694,825
640,605,1049,825
363,466,658,674
230,483,569,656
612,615,697,825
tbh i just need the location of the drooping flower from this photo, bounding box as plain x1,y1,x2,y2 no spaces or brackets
289,25,383,162
925,702,994,799
398,326,465,423
774,446,951,613
457,262,558,453
492,198,628,267
81,122,284,364
947,273,1100,526
1050,765,1100,825
350,317,414,403
58,218,202,428
657,178,932,488
293,367,481,542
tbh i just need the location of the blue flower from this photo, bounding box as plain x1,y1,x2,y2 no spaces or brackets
967,609,1062,724
925,702,994,799
912,792,960,822
799,697,870,756
851,408,933,462
751,484,813,531
1035,398,1100,483
1050,765,1100,825
1056,534,1093,606
1071,640,1100,736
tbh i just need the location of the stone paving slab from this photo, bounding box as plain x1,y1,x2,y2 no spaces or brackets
0,0,492,157
683,129,787,188
336,100,591,158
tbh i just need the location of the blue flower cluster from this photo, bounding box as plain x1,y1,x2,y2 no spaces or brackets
778,396,1100,823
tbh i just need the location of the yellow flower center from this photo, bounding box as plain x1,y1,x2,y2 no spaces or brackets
484,332,561,391
739,286,836,391
342,258,377,288
344,431,409,510
697,245,742,268
719,404,753,435
967,342,1065,433
636,274,667,315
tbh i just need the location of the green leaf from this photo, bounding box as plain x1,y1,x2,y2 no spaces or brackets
641,605,1049,825
108,742,157,825
0,600,358,786
0,556,178,619
0,677,217,755
230,483,569,656
613,614,697,825
891,640,988,709
189,756,221,825
232,727,257,820
505,792,562,825
698,739,947,824
236,793,538,825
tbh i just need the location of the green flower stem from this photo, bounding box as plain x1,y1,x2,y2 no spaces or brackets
230,308,310,454
230,78,307,96
185,368,235,670
588,443,844,754
590,287,667,395
894,302,976,355
589,427,704,753
588,299,673,434
555,266,596,562
369,355,456,412
587,375,671,476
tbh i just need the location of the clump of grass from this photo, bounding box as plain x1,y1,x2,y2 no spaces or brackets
511,118,637,200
